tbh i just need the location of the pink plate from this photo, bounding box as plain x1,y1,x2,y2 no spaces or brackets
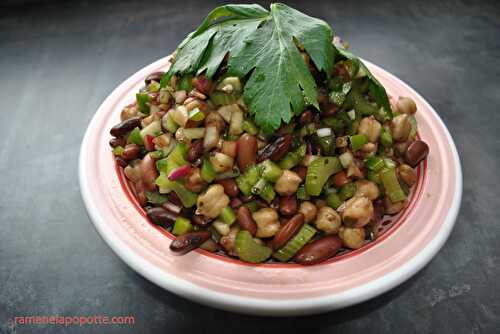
79,56,462,316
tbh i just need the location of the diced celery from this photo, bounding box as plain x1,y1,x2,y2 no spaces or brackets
235,231,272,263
326,192,342,209
172,217,193,236
178,74,193,91
305,157,342,196
128,127,143,146
339,183,357,201
218,207,236,225
140,121,162,139
380,168,407,203
259,183,276,204
350,134,368,151
113,146,124,156
201,159,216,183
273,224,316,262
136,93,151,114
260,160,283,183
278,144,306,169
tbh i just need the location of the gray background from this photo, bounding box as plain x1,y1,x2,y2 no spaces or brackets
1,0,499,333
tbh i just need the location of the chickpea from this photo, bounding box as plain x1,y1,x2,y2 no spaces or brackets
299,201,318,223
390,114,411,142
252,208,280,238
398,164,417,186
152,133,171,149
274,170,302,196
209,152,234,173
394,140,411,156
205,111,225,132
196,184,230,218
184,167,206,193
384,196,406,215
361,142,378,156
120,105,138,121
397,96,417,115
358,116,381,143
341,196,374,228
355,180,380,200
175,128,190,144
220,226,240,252
339,226,366,249
314,207,342,235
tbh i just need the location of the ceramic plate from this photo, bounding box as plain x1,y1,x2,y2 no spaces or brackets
79,56,462,316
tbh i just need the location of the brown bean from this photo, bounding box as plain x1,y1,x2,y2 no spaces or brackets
299,110,314,126
258,134,292,162
115,156,128,168
405,140,429,167
321,104,339,117
271,213,304,251
145,71,164,85
170,230,211,255
230,197,243,209
279,196,298,217
109,137,126,148
146,207,177,227
110,116,141,138
186,140,204,162
216,179,239,198
122,144,141,161
140,154,158,191
236,206,257,236
192,214,212,227
294,236,342,265
239,194,255,203
237,134,257,171
191,75,213,95
333,171,351,188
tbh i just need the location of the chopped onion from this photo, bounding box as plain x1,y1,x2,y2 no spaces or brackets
162,201,182,214
316,128,332,137
183,127,205,139
229,109,244,135
168,165,191,181
347,109,356,120
217,104,237,122
339,151,354,168
203,126,219,150
171,105,189,127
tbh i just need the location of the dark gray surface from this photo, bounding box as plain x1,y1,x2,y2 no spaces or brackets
1,0,499,332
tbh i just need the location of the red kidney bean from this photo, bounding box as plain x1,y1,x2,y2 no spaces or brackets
146,207,177,227
162,201,182,214
110,116,141,138
294,236,342,265
109,137,126,148
237,134,257,171
405,140,429,167
333,170,351,188
294,166,307,181
145,71,164,85
168,192,182,207
122,144,141,161
170,230,212,255
299,110,314,126
237,206,257,236
192,214,213,227
115,157,128,168
271,213,304,251
279,196,298,217
258,134,292,162
186,140,204,162
230,197,243,209
191,75,213,95
216,179,239,198
239,194,255,203
140,154,158,191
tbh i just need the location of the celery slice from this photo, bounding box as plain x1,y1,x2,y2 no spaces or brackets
273,224,317,262
235,231,272,263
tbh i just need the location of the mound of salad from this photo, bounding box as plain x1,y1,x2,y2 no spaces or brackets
109,4,429,265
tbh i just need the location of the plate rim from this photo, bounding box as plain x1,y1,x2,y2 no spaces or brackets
79,56,462,316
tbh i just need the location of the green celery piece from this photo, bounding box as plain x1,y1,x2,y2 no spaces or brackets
318,135,336,156
305,157,342,196
278,144,306,169
260,160,283,182
326,192,342,209
242,119,259,135
163,111,179,133
172,217,193,236
235,230,272,263
380,168,406,203
259,183,276,204
218,207,236,225
210,91,239,106
235,165,260,195
364,156,385,172
273,224,316,262
201,159,216,183
350,134,368,151
296,185,309,200
156,143,188,174
380,127,393,147
366,170,381,185
409,115,417,140
128,127,143,146
140,120,161,139
245,201,259,212
177,74,193,91
339,183,357,201
136,93,151,114
112,146,124,156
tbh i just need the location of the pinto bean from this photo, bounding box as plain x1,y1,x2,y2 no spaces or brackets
258,134,292,162
236,206,257,236
110,116,141,138
405,140,429,167
122,144,141,161
169,230,211,255
140,154,158,191
216,178,239,198
270,213,304,251
294,236,342,265
146,207,177,227
279,196,298,217
186,140,204,163
237,134,257,171
145,71,164,85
